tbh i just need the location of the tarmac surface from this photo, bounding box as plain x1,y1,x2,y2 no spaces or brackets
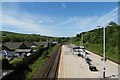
58,45,119,79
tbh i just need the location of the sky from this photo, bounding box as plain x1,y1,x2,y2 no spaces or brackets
1,2,118,37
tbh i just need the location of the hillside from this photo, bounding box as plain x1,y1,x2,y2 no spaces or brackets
1,21,119,63
72,21,120,63
1,31,62,42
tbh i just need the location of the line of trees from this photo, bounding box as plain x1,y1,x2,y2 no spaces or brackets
1,31,64,43
71,21,119,63
74,21,119,48
1,31,48,42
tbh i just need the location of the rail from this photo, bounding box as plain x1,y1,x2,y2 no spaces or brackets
33,44,62,80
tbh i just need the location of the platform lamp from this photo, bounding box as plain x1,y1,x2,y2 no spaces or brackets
97,24,112,79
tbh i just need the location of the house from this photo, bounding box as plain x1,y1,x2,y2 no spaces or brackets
15,49,32,57
0,41,52,58
0,42,28,58
2,42,28,51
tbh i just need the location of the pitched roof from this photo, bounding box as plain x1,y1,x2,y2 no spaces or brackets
3,42,24,50
33,42,49,47
23,42,35,48
0,45,10,51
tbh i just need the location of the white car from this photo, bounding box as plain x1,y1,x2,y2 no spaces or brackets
73,46,86,57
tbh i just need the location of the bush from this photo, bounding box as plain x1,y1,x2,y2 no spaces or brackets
10,58,23,66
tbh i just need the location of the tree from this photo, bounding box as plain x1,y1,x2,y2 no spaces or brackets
2,59,14,70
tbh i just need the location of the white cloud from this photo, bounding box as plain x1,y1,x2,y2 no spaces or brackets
1,4,118,37
61,17,81,25
76,7,118,31
2,10,55,36
62,3,66,9
56,7,118,33
97,7,118,26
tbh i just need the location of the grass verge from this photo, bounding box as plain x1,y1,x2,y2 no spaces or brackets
70,41,118,63
25,44,60,78
84,43,118,63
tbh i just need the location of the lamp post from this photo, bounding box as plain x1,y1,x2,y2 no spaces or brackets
97,24,112,79
103,25,106,79
97,25,106,79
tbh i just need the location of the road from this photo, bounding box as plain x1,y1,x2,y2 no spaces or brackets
58,45,119,79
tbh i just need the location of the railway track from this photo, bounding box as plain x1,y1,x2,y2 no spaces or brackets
45,46,61,80
34,45,62,80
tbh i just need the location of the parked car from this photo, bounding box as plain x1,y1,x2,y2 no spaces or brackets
86,58,91,65
73,46,86,58
77,53,81,56
89,64,98,71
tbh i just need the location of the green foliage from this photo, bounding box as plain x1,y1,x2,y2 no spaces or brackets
84,43,103,55
26,44,60,78
38,45,44,52
0,57,2,61
26,57,46,78
10,58,23,66
74,22,118,47
84,43,118,63
1,31,48,42
2,36,11,42
1,31,64,42
72,21,119,63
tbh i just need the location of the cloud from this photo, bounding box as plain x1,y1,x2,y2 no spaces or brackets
62,3,66,9
97,7,118,26
1,3,118,37
2,10,55,36
56,17,81,26
56,7,118,33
